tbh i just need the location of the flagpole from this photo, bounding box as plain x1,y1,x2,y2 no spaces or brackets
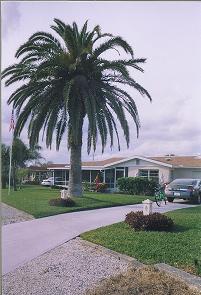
8,109,15,196
8,129,14,195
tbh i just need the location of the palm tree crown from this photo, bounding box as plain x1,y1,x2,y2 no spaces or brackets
2,19,151,154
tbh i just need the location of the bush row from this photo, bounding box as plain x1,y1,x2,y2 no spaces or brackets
117,177,157,196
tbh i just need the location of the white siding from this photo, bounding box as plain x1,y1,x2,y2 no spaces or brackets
158,167,171,183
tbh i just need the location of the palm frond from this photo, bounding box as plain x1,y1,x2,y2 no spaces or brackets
93,36,134,58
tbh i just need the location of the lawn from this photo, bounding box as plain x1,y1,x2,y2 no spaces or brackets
81,206,201,275
2,185,154,218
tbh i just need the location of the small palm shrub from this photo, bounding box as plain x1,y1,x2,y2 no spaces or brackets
49,197,75,207
96,183,108,193
82,182,96,192
125,211,174,231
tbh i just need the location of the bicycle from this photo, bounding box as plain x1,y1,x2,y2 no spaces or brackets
155,186,167,207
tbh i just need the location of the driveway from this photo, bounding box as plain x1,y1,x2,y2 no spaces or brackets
2,202,197,275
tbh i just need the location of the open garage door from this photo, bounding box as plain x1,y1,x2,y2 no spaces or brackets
192,171,201,178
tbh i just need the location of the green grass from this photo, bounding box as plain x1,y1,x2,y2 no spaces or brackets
81,206,201,274
2,185,154,218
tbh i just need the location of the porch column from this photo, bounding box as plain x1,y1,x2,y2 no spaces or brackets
90,170,92,183
114,168,117,188
53,170,55,185
103,170,105,183
65,170,67,186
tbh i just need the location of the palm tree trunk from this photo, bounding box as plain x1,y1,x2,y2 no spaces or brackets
68,144,82,197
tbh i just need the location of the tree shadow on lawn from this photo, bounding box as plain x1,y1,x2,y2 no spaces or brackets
169,224,189,233
83,195,125,206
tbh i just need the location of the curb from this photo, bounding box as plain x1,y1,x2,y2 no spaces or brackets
155,263,201,292
79,238,201,293
78,238,144,268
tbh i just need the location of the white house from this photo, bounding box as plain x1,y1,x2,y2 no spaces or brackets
47,155,201,189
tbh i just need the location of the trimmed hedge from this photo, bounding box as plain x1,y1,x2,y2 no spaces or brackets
117,177,157,196
125,211,174,231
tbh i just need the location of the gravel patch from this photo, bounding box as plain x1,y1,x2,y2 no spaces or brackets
1,203,34,225
2,238,130,295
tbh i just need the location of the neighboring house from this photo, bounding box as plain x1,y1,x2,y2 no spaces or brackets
28,166,51,183
46,155,201,190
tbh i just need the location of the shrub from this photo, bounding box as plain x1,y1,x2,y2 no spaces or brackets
125,211,174,231
96,183,108,193
24,180,40,185
82,182,96,192
117,177,157,196
49,197,75,207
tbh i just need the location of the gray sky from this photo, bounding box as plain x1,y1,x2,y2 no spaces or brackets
2,1,201,163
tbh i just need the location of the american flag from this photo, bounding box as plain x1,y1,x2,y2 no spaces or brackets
9,109,15,132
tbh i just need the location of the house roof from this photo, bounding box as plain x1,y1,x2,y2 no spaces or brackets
150,156,201,168
82,157,125,167
47,163,67,168
45,155,201,170
47,157,125,169
28,166,49,171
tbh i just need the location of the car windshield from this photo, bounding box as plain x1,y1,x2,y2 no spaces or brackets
171,179,198,186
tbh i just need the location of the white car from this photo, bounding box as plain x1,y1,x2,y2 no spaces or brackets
41,177,54,186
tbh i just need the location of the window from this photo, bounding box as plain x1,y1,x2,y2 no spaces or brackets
115,167,128,180
125,167,128,177
136,159,140,165
116,169,124,180
139,170,148,177
149,170,159,182
105,169,115,188
82,170,90,182
139,169,159,183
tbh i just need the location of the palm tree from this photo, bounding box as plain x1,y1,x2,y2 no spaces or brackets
2,19,151,197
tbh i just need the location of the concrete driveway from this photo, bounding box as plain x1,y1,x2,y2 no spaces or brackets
2,202,197,275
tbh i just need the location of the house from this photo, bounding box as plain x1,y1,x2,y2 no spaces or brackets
27,166,51,183
46,155,201,190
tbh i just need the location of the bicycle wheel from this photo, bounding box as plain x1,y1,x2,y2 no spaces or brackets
155,194,161,207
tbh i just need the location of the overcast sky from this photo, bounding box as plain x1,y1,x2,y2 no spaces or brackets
2,1,201,163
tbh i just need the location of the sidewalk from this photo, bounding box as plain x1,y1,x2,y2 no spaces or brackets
2,202,196,275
